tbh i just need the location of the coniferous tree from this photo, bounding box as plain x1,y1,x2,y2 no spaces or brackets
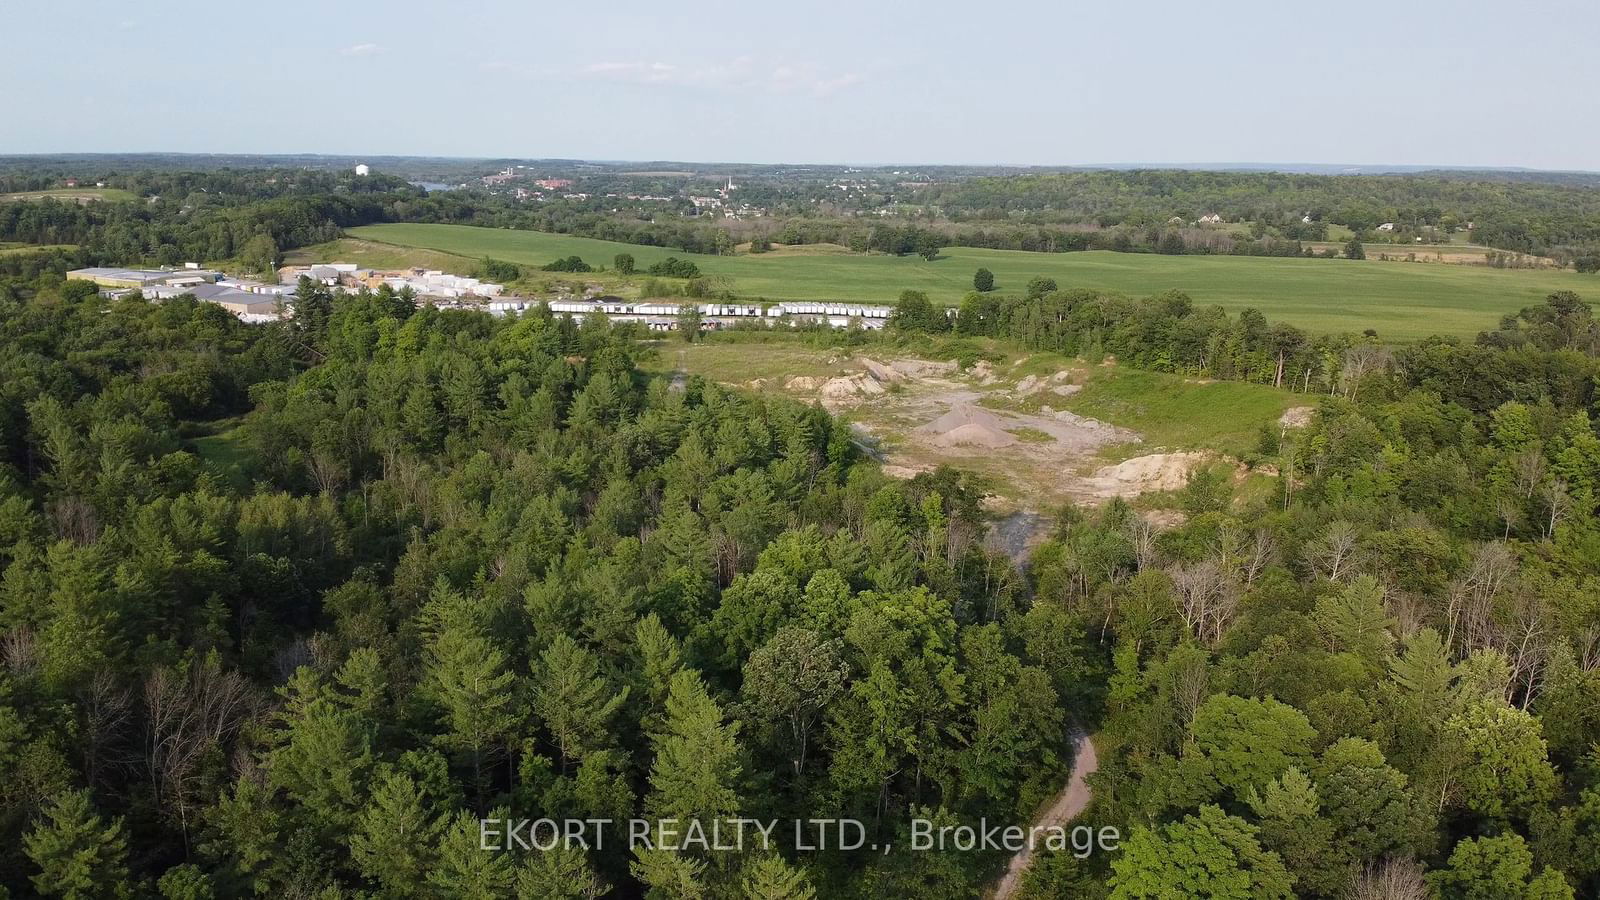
739,854,817,900
429,810,516,899
532,634,628,770
646,670,744,823
23,789,132,900
349,768,443,895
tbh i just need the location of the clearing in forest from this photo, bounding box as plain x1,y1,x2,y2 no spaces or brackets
649,341,1300,517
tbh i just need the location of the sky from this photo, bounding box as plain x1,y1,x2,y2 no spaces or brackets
5,0,1599,170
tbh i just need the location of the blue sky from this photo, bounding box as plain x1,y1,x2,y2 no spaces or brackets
6,0,1598,169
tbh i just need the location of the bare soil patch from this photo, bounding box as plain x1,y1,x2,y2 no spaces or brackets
1279,405,1315,428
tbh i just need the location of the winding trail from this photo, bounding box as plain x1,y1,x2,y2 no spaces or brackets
991,731,1099,900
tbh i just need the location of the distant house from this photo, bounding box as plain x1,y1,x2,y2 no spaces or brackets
1167,216,1185,225
1198,213,1224,225
1376,222,1396,232
355,164,370,176
534,178,573,190
1302,214,1313,224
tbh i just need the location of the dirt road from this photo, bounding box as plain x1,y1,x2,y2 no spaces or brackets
991,731,1099,900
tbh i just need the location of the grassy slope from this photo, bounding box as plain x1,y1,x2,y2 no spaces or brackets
348,223,1594,339
1058,368,1296,457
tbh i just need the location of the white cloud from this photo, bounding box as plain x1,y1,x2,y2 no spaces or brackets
339,43,383,57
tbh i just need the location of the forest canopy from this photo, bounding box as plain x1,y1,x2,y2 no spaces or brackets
0,190,1598,896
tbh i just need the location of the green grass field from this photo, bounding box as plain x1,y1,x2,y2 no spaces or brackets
348,223,1595,340
1057,368,1296,457
1,187,137,203
187,419,253,490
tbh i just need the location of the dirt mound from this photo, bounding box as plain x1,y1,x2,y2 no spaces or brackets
785,376,823,391
1014,370,1081,400
969,361,998,385
1051,410,1138,444
858,357,903,384
1084,451,1212,496
936,423,1017,448
916,404,1018,449
820,374,886,400
890,358,957,378
917,404,1004,435
1279,406,1315,428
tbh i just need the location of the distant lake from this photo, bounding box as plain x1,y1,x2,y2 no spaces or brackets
409,181,457,192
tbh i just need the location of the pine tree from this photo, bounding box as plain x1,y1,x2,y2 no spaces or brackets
402,381,445,451
429,810,515,899
426,622,522,806
515,844,608,899
1247,768,1337,890
630,847,707,900
23,789,132,900
740,854,816,899
1314,739,1433,871
156,863,216,900
1390,628,1454,704
265,689,375,838
1313,575,1395,667
37,541,122,692
632,614,684,734
532,634,628,770
349,769,443,895
646,669,744,822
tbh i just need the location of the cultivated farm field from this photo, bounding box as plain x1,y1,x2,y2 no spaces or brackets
349,223,1596,339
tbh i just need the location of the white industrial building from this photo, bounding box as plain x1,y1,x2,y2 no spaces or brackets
278,263,503,299
382,270,504,299
488,298,893,330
